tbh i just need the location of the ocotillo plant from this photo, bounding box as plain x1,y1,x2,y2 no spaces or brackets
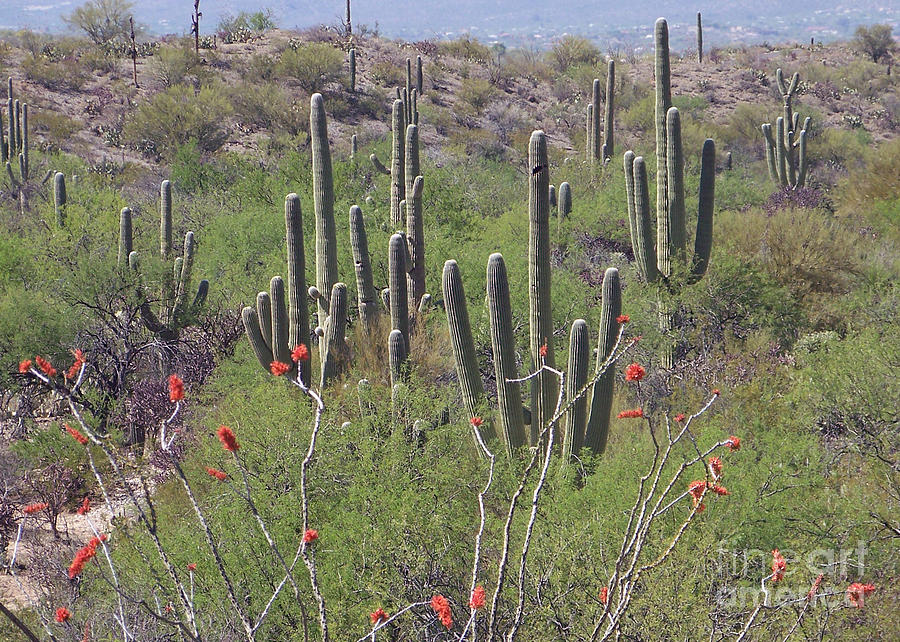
624,18,716,368
127,180,209,347
349,205,379,335
310,93,339,364
761,69,810,189
242,193,312,386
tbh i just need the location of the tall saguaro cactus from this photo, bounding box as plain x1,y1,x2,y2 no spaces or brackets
528,130,557,439
350,205,378,335
697,12,703,64
562,319,589,463
584,268,621,454
761,69,810,189
285,193,312,385
404,123,426,312
389,233,409,346
603,60,615,159
389,99,405,227
310,93,339,363
53,172,66,226
590,79,602,164
348,48,356,92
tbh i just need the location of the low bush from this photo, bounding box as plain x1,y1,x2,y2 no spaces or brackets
547,35,601,73
276,42,344,91
22,55,88,91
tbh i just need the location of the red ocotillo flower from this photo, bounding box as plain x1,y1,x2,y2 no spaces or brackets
771,549,786,582
303,528,319,544
24,502,48,515
708,456,724,479
291,344,310,362
470,416,483,428
55,607,71,623
616,314,629,324
539,340,548,359
77,497,90,515
469,585,485,609
599,586,608,604
66,349,86,380
624,363,646,382
270,361,290,376
35,356,57,377
65,423,90,446
806,574,824,601
725,435,741,451
187,563,197,571
846,582,875,608
205,467,227,481
168,374,184,402
370,607,388,625
674,413,686,422
216,425,239,452
430,594,452,629
18,359,32,373
616,408,643,419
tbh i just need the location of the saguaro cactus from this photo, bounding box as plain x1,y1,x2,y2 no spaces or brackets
590,79,602,163
389,233,409,346
285,193,312,385
53,172,66,227
118,207,132,266
389,99,406,226
388,328,407,387
349,48,356,92
416,55,423,94
562,319,589,463
585,104,593,162
350,205,378,335
604,60,615,158
697,12,703,64
584,268,621,454
319,283,348,389
310,93,339,364
486,253,528,453
528,130,557,439
761,69,810,189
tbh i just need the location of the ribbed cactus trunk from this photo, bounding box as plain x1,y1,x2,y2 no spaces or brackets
654,18,673,265
20,103,27,179
664,107,687,271
270,276,291,367
404,123,426,311
160,180,174,324
349,48,356,92
53,172,66,227
763,69,809,189
548,184,556,208
350,205,378,336
390,99,405,227
590,79,601,163
443,260,497,444
416,56,423,94
584,268,620,454
118,207,132,267
697,12,703,64
691,140,716,280
585,104,593,162
389,233,409,347
310,93,338,364
486,253,527,453
320,283,348,389
388,328,407,387
528,131,557,443
626,154,658,283
562,319,589,463
604,60,615,159
285,193,311,385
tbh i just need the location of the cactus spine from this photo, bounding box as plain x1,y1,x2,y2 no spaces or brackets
584,268,621,454
349,48,356,92
389,99,405,226
562,319,589,462
604,60,615,159
389,233,409,346
310,93,339,365
697,12,703,64
762,69,809,189
350,205,378,335
528,130,557,439
486,253,528,453
53,172,66,226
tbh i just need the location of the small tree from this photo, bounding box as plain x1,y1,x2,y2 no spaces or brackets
853,24,895,63
64,0,137,45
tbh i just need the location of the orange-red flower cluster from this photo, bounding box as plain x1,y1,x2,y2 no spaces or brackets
771,549,786,582
617,408,643,419
806,574,824,601
217,425,239,452
470,416,483,428
708,456,723,479
846,582,875,608
18,359,32,373
616,314,629,324
55,607,71,623
539,340,548,359
599,586,608,604
624,363,646,382
205,467,227,481
725,435,741,451
270,361,290,376
469,585,485,610
303,529,318,544
431,594,452,629
68,535,106,579
66,349,85,380
370,607,388,625
35,356,57,378
187,563,197,572
65,423,90,446
674,413,686,422
77,497,90,515
712,388,720,396
24,502,48,515
168,374,184,403
291,344,310,362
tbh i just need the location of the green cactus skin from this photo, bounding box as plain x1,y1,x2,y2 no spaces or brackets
411,88,418,126
320,282,348,389
310,93,338,364
389,233,409,345
390,99,406,227
403,86,410,130
350,205,379,336
370,153,390,176
406,58,412,98
548,184,556,208
761,124,778,182
418,293,432,314
796,130,808,188
763,70,809,189
270,276,291,367
585,104,593,162
20,103,27,179
691,139,716,280
53,172,66,227
7,97,14,161
655,18,673,247
285,193,311,385
562,319,589,462
242,306,274,371
118,207,132,267
591,79,601,163
0,110,6,163
775,117,787,187
388,328,407,387
486,253,527,453
584,267,621,455
349,48,356,92
443,259,497,442
5,162,19,189
406,174,425,313
350,134,357,160
604,60,615,158
14,100,20,155
160,180,172,258
697,12,703,64
528,130,557,440
256,291,273,354
416,55,423,94
626,155,659,283
558,182,572,219
662,107,686,277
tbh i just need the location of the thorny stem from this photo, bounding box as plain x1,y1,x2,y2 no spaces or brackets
356,601,430,642
464,424,495,642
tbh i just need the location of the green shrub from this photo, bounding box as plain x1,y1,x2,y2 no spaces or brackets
22,55,88,91
547,35,600,72
368,60,405,87
276,42,344,91
152,43,207,87
123,83,233,158
437,35,491,63
231,80,307,136
457,76,496,114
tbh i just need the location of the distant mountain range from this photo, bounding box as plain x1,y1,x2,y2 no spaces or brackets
2,1,898,50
